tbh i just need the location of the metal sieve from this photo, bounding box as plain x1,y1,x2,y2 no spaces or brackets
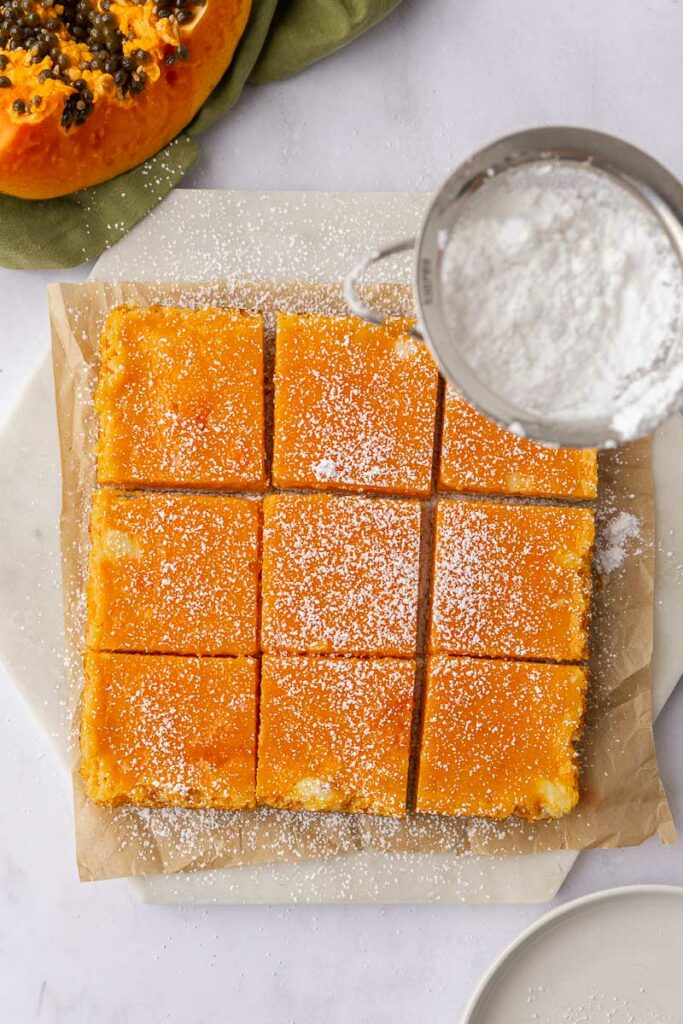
345,127,683,449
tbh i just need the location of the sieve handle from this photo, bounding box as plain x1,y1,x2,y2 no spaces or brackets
344,237,423,339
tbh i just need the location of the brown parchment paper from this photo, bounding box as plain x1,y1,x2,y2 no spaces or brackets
48,279,675,883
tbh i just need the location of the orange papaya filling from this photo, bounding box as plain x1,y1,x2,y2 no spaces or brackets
0,0,202,127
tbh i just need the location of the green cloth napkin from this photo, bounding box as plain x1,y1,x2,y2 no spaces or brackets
0,0,402,270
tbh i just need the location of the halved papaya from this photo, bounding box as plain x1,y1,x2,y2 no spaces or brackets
0,0,251,199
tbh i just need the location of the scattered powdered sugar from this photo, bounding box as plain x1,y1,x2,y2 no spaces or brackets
441,161,683,440
595,511,642,575
139,847,509,904
313,458,338,482
526,984,679,1024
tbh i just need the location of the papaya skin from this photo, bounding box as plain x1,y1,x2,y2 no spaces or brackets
0,0,251,200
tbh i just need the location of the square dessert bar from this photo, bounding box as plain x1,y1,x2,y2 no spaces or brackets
86,490,260,656
261,493,421,657
416,657,587,819
81,652,258,809
272,312,439,496
429,499,594,662
95,304,265,490
439,387,598,499
257,655,415,816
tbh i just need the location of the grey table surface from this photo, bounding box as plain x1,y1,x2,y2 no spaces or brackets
0,1,682,1021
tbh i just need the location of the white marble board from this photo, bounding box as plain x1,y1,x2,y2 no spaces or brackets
0,190,681,904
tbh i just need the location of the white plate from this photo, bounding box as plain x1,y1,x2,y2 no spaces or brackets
463,885,683,1023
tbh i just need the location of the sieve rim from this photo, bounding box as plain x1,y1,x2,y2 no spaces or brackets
415,126,683,449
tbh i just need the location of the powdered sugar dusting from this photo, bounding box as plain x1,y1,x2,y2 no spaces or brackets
441,161,683,440
595,511,642,575
313,458,338,482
